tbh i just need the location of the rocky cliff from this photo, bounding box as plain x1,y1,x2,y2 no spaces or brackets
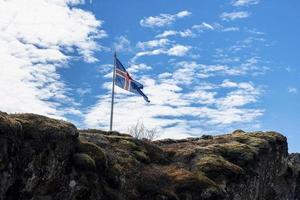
0,112,299,200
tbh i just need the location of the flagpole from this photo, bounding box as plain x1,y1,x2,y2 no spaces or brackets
109,52,116,131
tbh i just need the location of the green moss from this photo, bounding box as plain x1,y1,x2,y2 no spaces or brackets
77,141,108,175
11,113,78,139
250,131,286,144
195,154,244,180
133,150,150,163
214,141,256,166
194,171,219,188
72,153,96,172
164,166,218,191
118,139,139,151
79,142,107,165
105,164,123,189
137,165,172,195
232,133,269,150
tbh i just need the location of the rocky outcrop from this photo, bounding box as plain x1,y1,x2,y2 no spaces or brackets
0,112,299,200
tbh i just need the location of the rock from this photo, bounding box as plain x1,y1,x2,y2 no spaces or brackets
201,135,213,140
0,111,299,200
72,153,96,172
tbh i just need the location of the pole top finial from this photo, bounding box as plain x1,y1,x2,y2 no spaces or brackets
114,51,117,58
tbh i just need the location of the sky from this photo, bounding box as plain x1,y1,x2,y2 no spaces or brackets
0,0,299,152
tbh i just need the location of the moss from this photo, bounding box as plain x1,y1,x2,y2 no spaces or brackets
79,129,108,135
11,113,78,139
165,167,224,200
133,150,150,163
137,165,171,194
195,154,244,181
78,141,108,175
232,134,269,151
72,153,96,172
118,139,139,151
79,142,107,164
214,141,256,166
250,131,286,144
141,141,169,164
105,164,123,189
163,166,218,191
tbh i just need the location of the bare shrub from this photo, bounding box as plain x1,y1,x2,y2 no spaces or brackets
128,120,159,141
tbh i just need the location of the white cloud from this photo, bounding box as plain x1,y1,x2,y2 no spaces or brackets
85,56,263,138
97,64,113,74
128,63,152,74
222,27,240,32
114,36,131,52
140,10,191,28
85,76,263,138
133,44,191,61
155,29,195,38
167,45,191,56
0,0,104,118
179,29,195,37
154,22,238,39
192,22,215,30
137,39,170,50
192,22,240,33
288,86,298,94
176,10,192,18
232,0,260,6
76,87,91,97
155,30,178,38
220,11,250,21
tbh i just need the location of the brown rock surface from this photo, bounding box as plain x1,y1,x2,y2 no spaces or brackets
0,112,299,200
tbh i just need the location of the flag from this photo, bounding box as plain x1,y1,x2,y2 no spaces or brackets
114,57,150,103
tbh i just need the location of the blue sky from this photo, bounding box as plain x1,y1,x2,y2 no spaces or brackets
0,0,299,152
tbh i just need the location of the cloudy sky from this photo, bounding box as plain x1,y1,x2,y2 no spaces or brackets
1,0,299,152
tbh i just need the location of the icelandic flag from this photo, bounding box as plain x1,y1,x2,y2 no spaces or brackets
115,57,150,103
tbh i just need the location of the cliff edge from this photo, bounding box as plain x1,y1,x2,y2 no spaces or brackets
0,112,299,200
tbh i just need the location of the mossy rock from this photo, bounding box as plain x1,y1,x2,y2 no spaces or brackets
250,131,286,145
232,129,246,134
0,113,22,136
195,154,244,181
201,135,213,140
137,165,171,194
11,113,78,139
163,166,218,191
170,168,223,200
133,150,150,163
214,141,256,166
79,129,108,135
72,153,96,172
105,163,123,189
232,134,269,151
78,141,107,171
118,139,140,151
